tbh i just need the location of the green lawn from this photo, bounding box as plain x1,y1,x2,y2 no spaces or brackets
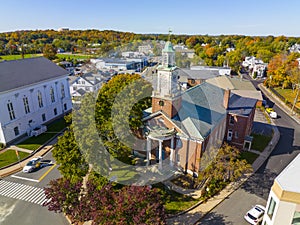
0,150,29,168
152,183,199,214
240,151,259,164
56,53,93,60
16,118,67,150
275,88,300,108
0,54,42,60
251,133,272,152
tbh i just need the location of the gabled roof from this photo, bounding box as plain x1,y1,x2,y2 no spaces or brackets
173,82,227,140
0,57,68,93
206,75,257,91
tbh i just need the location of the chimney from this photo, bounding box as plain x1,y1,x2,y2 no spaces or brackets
223,89,231,109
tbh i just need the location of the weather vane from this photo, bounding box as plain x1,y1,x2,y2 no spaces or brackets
168,28,172,41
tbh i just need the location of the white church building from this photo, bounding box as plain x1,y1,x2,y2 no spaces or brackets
0,57,72,145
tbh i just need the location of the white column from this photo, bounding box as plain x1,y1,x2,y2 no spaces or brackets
146,137,151,166
170,137,174,166
158,140,163,169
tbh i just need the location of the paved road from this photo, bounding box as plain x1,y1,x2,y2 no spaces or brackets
0,151,69,225
198,84,300,224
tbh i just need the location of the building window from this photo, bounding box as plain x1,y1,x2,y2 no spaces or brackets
50,87,55,103
42,113,46,121
14,126,19,136
7,102,16,120
229,115,234,125
64,103,67,111
235,131,239,139
85,87,90,91
267,197,276,220
227,129,233,141
23,96,30,114
37,91,43,108
73,86,77,91
159,100,164,106
54,108,57,115
61,84,65,98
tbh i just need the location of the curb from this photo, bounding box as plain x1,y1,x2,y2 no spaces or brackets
0,128,66,178
190,110,280,224
259,84,300,125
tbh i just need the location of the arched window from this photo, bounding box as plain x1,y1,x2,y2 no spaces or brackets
50,87,55,103
37,91,43,108
61,84,65,98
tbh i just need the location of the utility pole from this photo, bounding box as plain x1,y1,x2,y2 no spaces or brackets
291,83,300,115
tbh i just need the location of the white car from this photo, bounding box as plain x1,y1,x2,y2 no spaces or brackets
22,157,43,173
244,205,266,225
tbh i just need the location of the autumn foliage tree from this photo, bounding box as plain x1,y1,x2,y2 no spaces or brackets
44,179,166,225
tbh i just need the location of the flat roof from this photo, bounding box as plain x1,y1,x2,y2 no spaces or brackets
276,153,300,193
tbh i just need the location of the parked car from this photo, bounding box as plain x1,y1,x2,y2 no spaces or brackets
22,157,43,173
244,205,266,224
265,107,277,119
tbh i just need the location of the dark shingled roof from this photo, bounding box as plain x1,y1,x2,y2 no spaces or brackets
227,94,257,116
173,83,227,140
0,57,69,93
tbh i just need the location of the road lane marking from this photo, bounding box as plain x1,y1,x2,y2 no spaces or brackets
11,175,39,182
38,163,57,182
0,180,46,205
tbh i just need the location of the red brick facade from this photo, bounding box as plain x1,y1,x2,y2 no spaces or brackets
152,96,182,118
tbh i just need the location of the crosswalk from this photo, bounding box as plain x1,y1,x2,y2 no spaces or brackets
0,179,47,205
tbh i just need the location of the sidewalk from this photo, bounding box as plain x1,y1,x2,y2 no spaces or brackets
0,135,59,178
166,117,280,225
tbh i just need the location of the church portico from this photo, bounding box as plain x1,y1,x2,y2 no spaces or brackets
146,127,177,169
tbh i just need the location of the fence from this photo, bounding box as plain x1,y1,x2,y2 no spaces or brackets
269,87,300,115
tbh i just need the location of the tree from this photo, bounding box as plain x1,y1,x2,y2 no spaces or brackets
91,185,166,225
43,43,57,60
201,143,252,196
95,74,152,162
52,121,88,183
44,179,166,225
43,178,82,222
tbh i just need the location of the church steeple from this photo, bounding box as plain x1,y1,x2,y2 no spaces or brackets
162,30,175,68
152,31,181,118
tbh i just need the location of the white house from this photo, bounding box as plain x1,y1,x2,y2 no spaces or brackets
69,72,103,103
262,153,300,225
0,57,72,145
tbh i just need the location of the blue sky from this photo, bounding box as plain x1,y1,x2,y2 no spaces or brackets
1,0,299,36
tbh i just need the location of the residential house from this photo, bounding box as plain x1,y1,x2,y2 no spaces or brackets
242,56,267,78
262,153,300,225
0,57,72,145
69,72,103,103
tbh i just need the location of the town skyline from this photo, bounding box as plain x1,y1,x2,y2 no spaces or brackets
1,0,300,37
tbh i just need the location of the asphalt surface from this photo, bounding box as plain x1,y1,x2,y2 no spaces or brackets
198,79,300,225
0,151,69,225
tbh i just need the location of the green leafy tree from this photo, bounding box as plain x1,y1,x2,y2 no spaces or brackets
52,125,88,183
43,43,57,60
95,74,152,162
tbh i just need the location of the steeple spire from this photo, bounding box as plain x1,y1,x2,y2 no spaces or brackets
168,29,172,41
